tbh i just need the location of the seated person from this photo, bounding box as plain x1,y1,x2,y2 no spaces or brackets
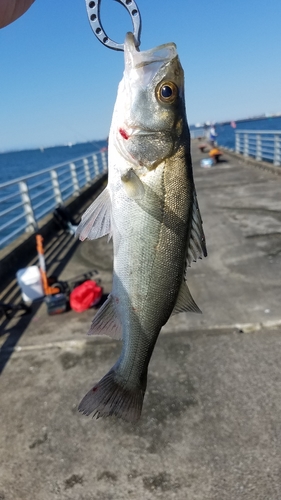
198,138,208,152
209,147,222,163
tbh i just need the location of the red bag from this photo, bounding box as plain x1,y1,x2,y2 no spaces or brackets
69,280,103,313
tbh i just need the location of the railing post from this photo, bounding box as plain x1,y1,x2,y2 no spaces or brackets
50,170,63,204
273,134,281,166
83,158,91,183
256,134,262,161
92,154,100,177
70,162,80,196
235,132,240,153
244,133,249,157
101,151,108,173
19,181,37,232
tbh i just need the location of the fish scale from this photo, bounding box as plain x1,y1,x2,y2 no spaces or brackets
77,33,206,422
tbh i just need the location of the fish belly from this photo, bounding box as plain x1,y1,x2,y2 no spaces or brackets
78,147,193,422
111,149,192,388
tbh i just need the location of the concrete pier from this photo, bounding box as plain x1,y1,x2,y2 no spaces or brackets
0,143,281,500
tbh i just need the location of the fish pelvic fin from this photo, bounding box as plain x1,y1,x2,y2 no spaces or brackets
78,368,145,423
172,281,201,315
88,294,122,340
75,187,112,241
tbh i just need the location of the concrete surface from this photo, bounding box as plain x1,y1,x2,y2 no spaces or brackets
0,143,281,500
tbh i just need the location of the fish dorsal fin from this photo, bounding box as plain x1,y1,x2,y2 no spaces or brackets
186,191,207,268
76,187,112,241
172,281,201,315
88,294,122,339
121,169,144,200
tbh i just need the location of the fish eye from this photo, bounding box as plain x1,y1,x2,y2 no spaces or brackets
156,81,178,104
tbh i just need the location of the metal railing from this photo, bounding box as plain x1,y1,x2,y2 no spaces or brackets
0,149,108,249
190,127,206,139
235,130,281,166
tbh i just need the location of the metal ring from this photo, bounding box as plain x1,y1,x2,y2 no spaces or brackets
85,0,142,51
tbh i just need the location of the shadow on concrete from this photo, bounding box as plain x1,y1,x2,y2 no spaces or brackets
0,301,42,374
0,232,80,374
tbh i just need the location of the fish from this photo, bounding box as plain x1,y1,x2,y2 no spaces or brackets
76,32,207,423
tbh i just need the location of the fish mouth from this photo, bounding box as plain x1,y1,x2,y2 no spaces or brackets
124,32,177,75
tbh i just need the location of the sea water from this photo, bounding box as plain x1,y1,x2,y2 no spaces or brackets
0,140,107,249
0,140,107,184
190,115,281,149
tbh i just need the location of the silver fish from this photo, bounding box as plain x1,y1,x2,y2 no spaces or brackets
77,33,207,422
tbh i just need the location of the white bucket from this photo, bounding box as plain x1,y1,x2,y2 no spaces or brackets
16,266,44,303
200,158,214,168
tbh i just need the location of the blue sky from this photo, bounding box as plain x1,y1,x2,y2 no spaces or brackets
1,0,281,151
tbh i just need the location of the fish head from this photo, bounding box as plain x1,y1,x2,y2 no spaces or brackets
111,32,189,170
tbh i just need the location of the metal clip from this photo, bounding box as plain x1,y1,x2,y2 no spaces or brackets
85,0,142,51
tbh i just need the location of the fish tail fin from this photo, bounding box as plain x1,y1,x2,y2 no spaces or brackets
78,368,145,423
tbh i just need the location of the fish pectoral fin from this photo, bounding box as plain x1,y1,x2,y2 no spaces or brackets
88,294,122,339
172,282,201,315
121,169,145,200
186,191,207,267
75,187,112,241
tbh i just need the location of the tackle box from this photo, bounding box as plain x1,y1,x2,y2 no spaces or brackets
45,293,68,315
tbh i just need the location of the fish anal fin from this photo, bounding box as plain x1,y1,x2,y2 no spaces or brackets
172,282,201,315
88,294,122,339
75,187,112,241
78,368,145,423
121,169,144,200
